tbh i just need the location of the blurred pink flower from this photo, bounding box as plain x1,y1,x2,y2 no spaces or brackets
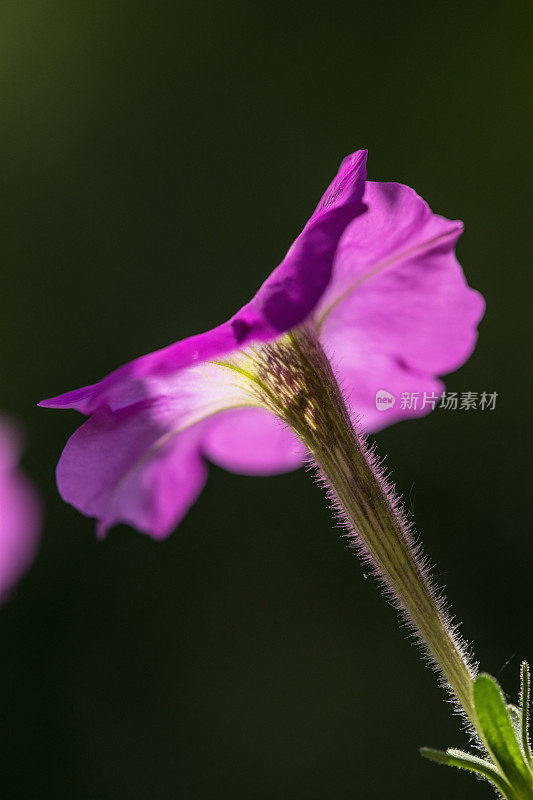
41,150,484,538
0,418,41,600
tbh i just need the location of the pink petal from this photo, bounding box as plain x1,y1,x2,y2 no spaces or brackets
56,403,305,537
330,344,445,432
202,407,305,475
56,401,208,539
317,181,484,431
39,323,239,415
0,419,41,600
40,151,367,417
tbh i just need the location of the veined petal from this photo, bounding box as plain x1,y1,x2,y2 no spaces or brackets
40,151,367,417
52,360,257,536
52,357,302,535
57,402,209,539
316,181,484,431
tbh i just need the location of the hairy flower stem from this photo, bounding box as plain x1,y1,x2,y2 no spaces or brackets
255,324,479,733
310,423,477,724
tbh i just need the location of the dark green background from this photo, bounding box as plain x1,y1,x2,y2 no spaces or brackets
1,2,531,798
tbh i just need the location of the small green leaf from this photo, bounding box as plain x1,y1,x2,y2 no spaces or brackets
420,746,511,796
474,673,533,796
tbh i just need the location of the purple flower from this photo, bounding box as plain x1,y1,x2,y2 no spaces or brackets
0,418,41,600
40,151,484,539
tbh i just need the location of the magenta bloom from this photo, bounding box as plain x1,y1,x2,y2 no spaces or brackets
0,418,41,600
41,151,484,538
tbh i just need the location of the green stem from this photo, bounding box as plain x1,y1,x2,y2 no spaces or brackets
308,406,478,727
275,327,480,734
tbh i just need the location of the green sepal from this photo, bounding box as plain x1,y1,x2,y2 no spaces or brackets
422,665,533,799
420,746,512,796
508,704,522,733
520,663,533,768
474,673,533,796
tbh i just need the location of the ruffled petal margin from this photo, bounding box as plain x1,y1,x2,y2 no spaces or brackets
317,181,485,432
